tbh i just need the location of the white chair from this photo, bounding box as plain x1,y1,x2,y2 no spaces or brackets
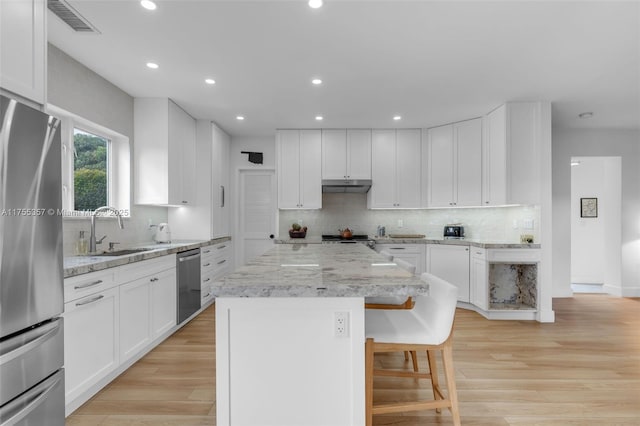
365,273,460,426
365,257,416,309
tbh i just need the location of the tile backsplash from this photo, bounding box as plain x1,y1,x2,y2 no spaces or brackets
279,193,540,243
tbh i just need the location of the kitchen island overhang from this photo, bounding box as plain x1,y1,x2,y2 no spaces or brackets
212,243,429,426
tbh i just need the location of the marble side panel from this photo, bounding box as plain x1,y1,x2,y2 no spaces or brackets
489,263,537,309
63,237,231,278
212,243,429,298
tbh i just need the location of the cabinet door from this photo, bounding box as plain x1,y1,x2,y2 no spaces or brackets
347,129,372,179
426,245,470,302
168,101,196,205
151,268,177,337
427,124,455,207
119,278,152,362
321,129,347,179
212,125,231,237
483,106,507,205
63,287,119,404
0,0,46,104
299,130,322,209
369,130,397,208
277,130,301,208
455,118,483,206
396,129,422,208
470,254,488,310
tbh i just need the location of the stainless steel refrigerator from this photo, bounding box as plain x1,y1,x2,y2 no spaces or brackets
0,95,65,425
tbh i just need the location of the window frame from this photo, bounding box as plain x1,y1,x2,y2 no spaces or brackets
48,105,131,218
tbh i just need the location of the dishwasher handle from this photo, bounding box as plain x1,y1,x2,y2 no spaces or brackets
178,253,201,262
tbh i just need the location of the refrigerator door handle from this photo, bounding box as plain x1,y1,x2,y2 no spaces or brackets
0,320,60,365
0,370,63,426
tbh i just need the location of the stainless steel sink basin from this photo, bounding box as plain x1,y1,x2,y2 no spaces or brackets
94,248,154,256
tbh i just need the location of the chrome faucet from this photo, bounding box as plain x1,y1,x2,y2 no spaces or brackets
89,206,124,254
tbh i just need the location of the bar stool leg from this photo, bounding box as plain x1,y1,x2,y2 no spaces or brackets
365,338,374,426
426,350,442,413
442,345,461,426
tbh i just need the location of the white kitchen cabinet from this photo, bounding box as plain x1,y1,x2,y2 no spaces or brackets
322,129,371,179
470,248,488,310
0,0,46,104
483,102,546,206
211,123,231,237
119,262,176,362
377,244,424,275
368,129,421,209
425,118,482,207
277,129,322,209
201,241,232,305
426,244,470,302
134,98,196,206
63,286,119,406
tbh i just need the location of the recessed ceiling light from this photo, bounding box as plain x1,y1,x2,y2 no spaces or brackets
146,62,158,69
308,0,323,9
205,78,216,85
236,116,245,121
315,116,323,121
393,115,402,121
311,78,322,85
140,0,156,11
578,112,594,119
571,161,581,166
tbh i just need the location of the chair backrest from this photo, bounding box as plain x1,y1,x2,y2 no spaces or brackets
379,250,394,261
413,273,458,345
394,258,416,275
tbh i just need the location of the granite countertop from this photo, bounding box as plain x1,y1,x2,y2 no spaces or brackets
372,237,539,249
211,243,429,298
63,237,231,278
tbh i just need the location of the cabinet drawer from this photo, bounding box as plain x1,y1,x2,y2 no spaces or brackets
64,269,117,303
382,245,422,254
118,255,176,284
487,249,540,263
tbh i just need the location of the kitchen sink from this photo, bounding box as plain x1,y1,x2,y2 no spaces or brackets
94,248,154,256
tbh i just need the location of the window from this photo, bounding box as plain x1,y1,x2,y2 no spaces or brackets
73,128,109,211
51,105,131,217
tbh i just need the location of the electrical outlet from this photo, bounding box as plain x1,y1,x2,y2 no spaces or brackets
397,219,404,228
512,219,519,229
334,312,349,337
523,219,534,229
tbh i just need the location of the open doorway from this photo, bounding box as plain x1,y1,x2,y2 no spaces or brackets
570,156,622,294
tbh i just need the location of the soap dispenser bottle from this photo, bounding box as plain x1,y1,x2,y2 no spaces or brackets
75,230,88,255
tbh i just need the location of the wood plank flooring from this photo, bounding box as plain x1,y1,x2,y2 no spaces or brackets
66,295,640,425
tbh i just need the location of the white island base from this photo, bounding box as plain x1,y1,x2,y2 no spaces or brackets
215,297,366,426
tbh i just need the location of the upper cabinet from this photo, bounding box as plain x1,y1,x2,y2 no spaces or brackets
277,129,322,209
211,124,230,238
368,129,421,209
134,98,196,206
425,118,482,207
322,129,371,180
483,102,546,206
0,0,46,104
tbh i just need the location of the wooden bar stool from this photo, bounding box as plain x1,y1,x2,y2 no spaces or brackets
365,273,461,426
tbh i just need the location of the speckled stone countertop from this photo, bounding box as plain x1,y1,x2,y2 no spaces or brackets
63,237,231,278
274,236,322,244
211,243,429,298
373,237,539,249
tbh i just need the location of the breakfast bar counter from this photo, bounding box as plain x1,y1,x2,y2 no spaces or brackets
211,243,428,426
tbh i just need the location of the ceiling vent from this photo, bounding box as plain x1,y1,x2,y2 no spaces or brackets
48,0,100,33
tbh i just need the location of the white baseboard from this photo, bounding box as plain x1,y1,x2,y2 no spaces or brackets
456,302,544,322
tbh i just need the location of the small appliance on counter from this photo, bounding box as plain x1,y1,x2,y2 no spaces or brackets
443,224,465,239
154,223,172,243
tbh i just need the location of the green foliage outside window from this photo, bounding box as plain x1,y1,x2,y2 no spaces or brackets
74,130,108,211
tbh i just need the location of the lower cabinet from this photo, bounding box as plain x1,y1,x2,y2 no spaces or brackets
119,267,176,363
201,241,232,305
425,244,470,302
63,286,120,406
375,244,424,275
470,248,488,310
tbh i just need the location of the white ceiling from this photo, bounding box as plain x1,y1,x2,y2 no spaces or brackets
48,1,640,137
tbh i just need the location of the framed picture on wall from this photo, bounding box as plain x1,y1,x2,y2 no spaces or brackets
580,197,598,218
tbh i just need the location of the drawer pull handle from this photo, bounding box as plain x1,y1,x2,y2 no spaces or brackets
390,248,405,250
204,278,211,282
476,251,483,255
74,280,103,290
150,277,159,282
203,292,211,298
203,263,211,267
217,245,226,249
203,249,211,254
76,295,104,307
217,259,226,265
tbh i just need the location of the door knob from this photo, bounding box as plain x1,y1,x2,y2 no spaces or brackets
269,234,274,239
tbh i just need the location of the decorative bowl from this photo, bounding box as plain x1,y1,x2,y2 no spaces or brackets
289,230,307,238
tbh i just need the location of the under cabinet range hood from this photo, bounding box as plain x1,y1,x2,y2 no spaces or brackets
321,179,372,193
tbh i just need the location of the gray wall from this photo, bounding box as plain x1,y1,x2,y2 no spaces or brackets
552,128,640,297
48,44,168,255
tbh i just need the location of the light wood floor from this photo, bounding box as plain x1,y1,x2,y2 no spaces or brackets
66,295,640,425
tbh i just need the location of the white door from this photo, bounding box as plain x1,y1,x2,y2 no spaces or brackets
426,244,471,302
347,129,372,179
428,124,455,207
239,170,277,266
321,129,347,179
455,118,483,206
369,130,396,208
396,129,422,208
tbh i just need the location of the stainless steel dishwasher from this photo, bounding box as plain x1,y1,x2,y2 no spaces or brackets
177,248,201,324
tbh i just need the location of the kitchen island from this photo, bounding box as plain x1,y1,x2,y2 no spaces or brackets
211,243,429,426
